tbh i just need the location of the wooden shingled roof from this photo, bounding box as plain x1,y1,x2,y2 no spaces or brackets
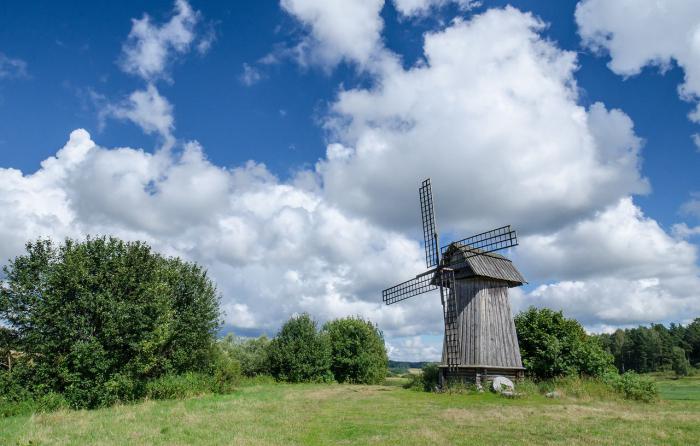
442,244,526,287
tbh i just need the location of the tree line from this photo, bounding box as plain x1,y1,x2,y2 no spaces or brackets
594,321,700,375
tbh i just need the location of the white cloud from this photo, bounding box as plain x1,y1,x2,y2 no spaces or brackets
386,336,442,362
511,198,700,326
692,133,700,151
101,84,176,150
119,0,203,81
576,0,700,124
673,223,700,239
317,7,648,234
0,53,28,79
0,130,442,339
681,192,700,218
393,0,480,17
280,0,387,69
239,63,264,86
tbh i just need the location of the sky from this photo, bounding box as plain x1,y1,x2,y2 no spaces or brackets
1,0,699,361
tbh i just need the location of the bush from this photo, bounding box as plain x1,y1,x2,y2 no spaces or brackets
515,307,615,379
604,372,659,402
322,317,388,384
268,314,332,383
404,363,440,392
0,236,221,409
145,373,215,400
219,334,271,377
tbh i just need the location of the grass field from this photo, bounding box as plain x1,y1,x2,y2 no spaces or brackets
654,374,700,401
2,376,699,446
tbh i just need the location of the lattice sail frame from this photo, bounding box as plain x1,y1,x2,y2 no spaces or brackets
439,269,459,369
441,225,518,259
419,179,439,269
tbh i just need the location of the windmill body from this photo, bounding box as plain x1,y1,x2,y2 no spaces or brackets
382,179,525,387
436,246,525,385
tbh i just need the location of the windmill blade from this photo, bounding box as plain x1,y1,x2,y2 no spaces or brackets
382,272,437,305
439,268,460,368
419,178,439,268
441,225,518,258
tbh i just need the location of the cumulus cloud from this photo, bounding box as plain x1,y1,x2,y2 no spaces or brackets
0,130,445,341
511,198,700,326
318,7,648,235
576,0,700,124
119,0,205,81
673,223,700,239
279,0,387,69
101,84,176,150
0,53,28,79
393,0,480,17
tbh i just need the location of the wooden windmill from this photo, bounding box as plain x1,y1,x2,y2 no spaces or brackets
382,179,526,387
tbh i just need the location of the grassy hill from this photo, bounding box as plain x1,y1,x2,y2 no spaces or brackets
2,375,700,445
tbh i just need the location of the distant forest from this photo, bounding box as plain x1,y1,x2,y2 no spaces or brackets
390,318,700,376
594,318,700,374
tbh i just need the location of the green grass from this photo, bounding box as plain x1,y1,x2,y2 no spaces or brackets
653,373,700,401
1,378,699,445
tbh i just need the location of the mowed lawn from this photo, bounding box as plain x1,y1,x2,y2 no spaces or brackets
2,378,700,446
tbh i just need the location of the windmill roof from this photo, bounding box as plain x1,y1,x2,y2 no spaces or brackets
441,244,526,286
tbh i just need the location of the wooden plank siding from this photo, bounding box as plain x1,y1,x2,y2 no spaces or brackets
441,278,523,370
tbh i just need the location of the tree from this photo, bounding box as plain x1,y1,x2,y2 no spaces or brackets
268,313,331,382
671,346,691,377
684,319,700,367
322,317,388,384
514,307,615,379
0,237,221,408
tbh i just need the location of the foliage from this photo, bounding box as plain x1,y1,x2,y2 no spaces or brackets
219,334,271,377
0,236,221,409
322,317,388,384
403,363,440,392
671,346,691,377
596,319,700,373
603,372,659,403
268,313,332,383
515,307,615,379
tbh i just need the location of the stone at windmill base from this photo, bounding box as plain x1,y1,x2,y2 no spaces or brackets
491,376,515,394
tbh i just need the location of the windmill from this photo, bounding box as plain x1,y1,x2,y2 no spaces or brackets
382,179,526,387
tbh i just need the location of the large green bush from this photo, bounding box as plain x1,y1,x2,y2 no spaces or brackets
515,307,615,379
322,317,388,384
0,237,222,409
268,313,332,382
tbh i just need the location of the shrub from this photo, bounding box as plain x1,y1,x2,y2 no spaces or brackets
515,307,615,379
322,317,388,384
209,345,241,394
604,372,659,402
219,334,271,377
403,363,440,392
145,373,215,400
0,236,221,409
268,314,332,383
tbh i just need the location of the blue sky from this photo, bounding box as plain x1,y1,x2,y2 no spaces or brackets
1,0,699,360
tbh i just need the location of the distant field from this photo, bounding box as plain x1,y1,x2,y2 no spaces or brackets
654,373,700,401
2,377,699,445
